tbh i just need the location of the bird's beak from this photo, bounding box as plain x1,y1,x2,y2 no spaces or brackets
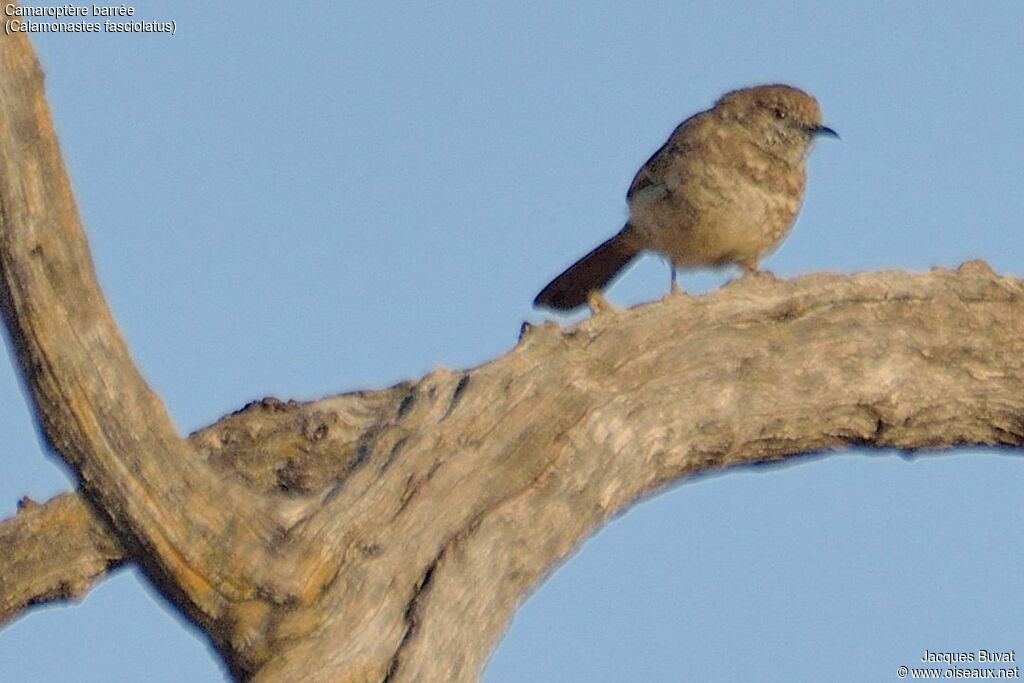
810,124,840,139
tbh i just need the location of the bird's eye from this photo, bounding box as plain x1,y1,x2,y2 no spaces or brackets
773,107,787,120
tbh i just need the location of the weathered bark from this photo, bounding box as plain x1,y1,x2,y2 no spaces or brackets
0,492,123,623
0,21,329,677
1,21,1023,683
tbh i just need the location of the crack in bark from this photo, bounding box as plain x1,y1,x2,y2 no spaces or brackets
442,373,472,420
382,545,446,683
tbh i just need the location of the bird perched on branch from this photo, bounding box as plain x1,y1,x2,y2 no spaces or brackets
533,84,837,312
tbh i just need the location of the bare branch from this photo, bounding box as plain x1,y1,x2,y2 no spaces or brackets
251,264,1024,681
0,386,399,629
0,22,315,659
3,261,1021,679
0,493,124,625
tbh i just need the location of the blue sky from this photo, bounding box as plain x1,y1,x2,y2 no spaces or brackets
1,3,1022,681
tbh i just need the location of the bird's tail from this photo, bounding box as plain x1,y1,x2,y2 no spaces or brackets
533,224,642,311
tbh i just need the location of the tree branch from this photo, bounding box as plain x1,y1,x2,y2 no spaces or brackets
0,388,405,631
246,264,1024,681
3,262,1022,679
0,492,123,624
0,19,318,666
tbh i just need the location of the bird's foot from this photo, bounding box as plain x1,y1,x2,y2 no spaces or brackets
587,290,618,315
740,264,777,282
661,279,686,302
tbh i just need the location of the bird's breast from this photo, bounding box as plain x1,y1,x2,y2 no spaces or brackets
628,140,806,268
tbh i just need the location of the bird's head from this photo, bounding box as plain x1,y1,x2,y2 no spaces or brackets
717,84,838,164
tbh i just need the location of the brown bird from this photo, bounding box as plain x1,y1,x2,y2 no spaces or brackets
533,84,837,311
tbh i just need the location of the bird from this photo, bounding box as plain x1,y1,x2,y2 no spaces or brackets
533,84,837,311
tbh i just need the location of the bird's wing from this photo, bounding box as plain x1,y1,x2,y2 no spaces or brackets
626,110,706,201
